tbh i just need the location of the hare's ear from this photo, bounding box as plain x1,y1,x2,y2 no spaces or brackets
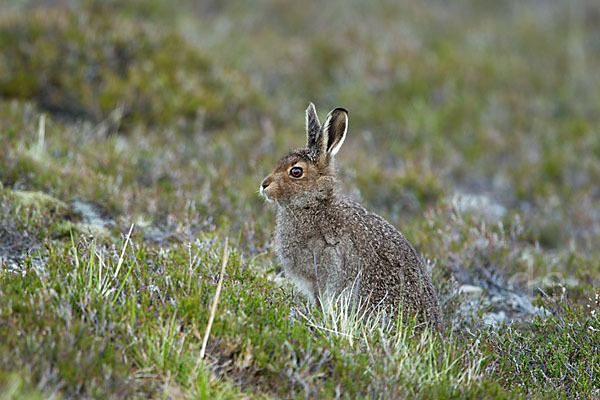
306,102,325,160
322,107,348,160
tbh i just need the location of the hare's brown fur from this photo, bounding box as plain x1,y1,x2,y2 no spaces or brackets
260,104,441,327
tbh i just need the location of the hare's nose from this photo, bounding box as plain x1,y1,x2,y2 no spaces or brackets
261,176,273,189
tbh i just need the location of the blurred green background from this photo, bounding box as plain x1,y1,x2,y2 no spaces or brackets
1,0,598,252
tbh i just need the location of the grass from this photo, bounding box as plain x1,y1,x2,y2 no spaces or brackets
0,0,599,398
484,291,600,398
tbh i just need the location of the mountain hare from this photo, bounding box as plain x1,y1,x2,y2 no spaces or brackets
260,103,441,327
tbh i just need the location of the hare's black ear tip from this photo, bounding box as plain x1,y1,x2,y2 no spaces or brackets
333,107,348,115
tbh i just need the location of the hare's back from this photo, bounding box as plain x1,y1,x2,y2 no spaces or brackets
333,197,420,264
334,197,441,323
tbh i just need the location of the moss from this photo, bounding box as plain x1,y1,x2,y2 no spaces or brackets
0,373,46,400
6,189,69,214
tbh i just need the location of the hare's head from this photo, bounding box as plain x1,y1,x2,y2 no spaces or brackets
260,103,348,207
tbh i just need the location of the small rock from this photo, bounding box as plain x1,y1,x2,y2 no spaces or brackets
458,284,484,297
483,311,507,327
71,200,108,227
451,192,506,222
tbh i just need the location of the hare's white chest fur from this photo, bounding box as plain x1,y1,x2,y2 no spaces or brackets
282,265,316,302
274,206,347,303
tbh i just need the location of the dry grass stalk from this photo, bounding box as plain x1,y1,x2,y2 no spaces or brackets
199,238,229,361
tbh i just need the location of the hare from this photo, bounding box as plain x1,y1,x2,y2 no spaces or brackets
260,103,441,327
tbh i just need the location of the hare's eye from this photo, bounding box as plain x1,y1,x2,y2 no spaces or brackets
289,166,303,178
